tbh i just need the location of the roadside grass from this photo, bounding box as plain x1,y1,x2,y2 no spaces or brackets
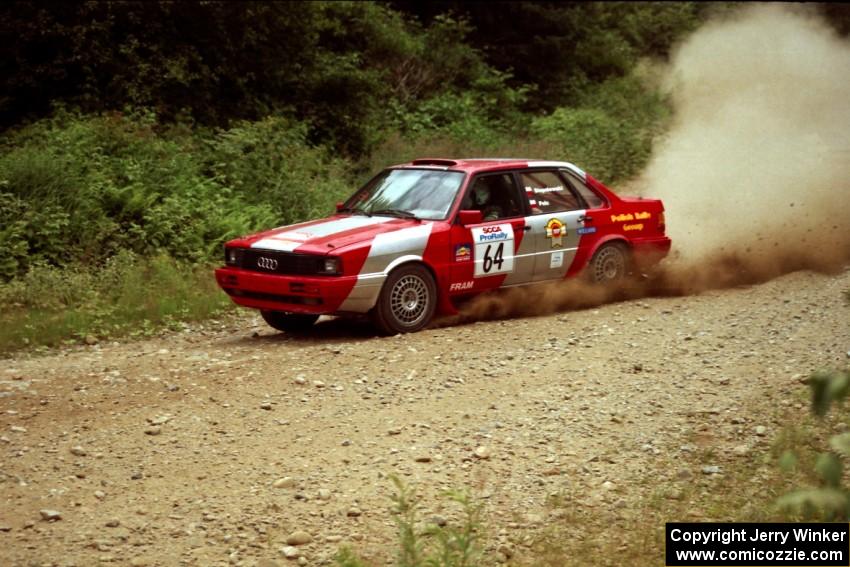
336,389,828,567
519,386,837,566
0,252,231,355
336,380,844,567
336,475,488,567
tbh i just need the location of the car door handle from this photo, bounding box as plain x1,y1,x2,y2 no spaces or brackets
523,225,532,231
578,215,593,223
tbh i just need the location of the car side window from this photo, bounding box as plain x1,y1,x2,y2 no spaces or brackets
562,170,606,209
462,173,523,221
520,170,582,214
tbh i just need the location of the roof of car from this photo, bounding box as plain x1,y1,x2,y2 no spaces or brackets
392,158,586,177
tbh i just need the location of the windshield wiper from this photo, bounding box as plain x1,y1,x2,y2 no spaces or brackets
338,206,371,216
370,208,419,220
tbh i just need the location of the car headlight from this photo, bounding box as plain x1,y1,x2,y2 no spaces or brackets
322,257,341,275
224,247,243,267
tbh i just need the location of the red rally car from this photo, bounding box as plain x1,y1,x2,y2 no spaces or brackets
215,158,671,334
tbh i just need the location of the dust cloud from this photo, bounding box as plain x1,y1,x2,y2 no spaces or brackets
646,3,850,276
454,4,850,323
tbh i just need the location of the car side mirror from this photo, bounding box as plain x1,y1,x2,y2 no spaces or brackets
458,209,483,226
335,202,344,212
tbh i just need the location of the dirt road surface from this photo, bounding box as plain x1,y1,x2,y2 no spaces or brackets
1,268,849,566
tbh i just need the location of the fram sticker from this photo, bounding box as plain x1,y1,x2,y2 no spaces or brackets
454,243,472,262
449,281,474,292
545,218,566,248
577,226,597,235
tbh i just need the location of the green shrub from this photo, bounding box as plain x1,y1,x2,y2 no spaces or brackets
204,116,352,225
0,109,364,350
0,192,71,279
336,475,486,567
0,110,355,278
777,368,850,520
532,107,636,182
530,73,670,182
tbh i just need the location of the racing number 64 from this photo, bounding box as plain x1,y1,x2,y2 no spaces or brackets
482,242,505,274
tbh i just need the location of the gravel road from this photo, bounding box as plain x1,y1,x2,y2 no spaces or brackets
1,268,849,566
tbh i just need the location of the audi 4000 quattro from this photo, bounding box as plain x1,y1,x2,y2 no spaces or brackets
215,158,671,334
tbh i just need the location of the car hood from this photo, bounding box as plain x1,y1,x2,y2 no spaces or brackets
237,214,425,254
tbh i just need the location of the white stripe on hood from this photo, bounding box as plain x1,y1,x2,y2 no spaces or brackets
251,216,395,252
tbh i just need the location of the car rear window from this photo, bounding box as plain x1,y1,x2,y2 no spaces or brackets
520,170,582,214
563,170,606,209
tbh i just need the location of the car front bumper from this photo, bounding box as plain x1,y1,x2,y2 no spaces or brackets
214,267,384,315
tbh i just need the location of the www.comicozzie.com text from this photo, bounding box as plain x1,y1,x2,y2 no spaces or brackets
670,527,847,546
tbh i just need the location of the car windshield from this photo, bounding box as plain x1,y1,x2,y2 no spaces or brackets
342,168,465,221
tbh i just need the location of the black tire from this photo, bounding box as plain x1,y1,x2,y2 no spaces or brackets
588,243,631,284
371,264,437,335
260,310,319,333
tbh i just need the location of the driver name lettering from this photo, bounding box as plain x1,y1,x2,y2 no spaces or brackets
527,186,564,194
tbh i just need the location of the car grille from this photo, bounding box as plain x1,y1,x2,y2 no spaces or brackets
240,249,325,276
223,288,324,305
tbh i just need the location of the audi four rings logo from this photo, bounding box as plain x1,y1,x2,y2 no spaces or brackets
257,256,278,270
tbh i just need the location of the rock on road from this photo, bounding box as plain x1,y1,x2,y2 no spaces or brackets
1,268,848,566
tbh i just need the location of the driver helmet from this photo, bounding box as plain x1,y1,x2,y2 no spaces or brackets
473,182,491,206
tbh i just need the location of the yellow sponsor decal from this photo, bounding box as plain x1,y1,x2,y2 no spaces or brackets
611,211,652,222
623,223,644,231
545,218,566,248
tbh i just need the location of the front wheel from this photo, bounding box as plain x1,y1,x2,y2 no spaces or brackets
371,264,437,335
260,310,319,333
588,243,630,283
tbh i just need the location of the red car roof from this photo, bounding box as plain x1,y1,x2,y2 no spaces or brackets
392,158,585,175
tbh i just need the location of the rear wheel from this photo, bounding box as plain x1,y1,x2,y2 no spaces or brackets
371,264,436,335
260,310,319,333
588,243,630,283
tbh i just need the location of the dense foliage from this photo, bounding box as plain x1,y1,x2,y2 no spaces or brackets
2,1,840,349
0,110,349,278
0,1,706,283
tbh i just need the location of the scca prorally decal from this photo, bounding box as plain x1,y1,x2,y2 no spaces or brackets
476,225,509,243
471,224,514,277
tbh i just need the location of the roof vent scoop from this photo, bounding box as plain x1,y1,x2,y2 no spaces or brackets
411,158,458,167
